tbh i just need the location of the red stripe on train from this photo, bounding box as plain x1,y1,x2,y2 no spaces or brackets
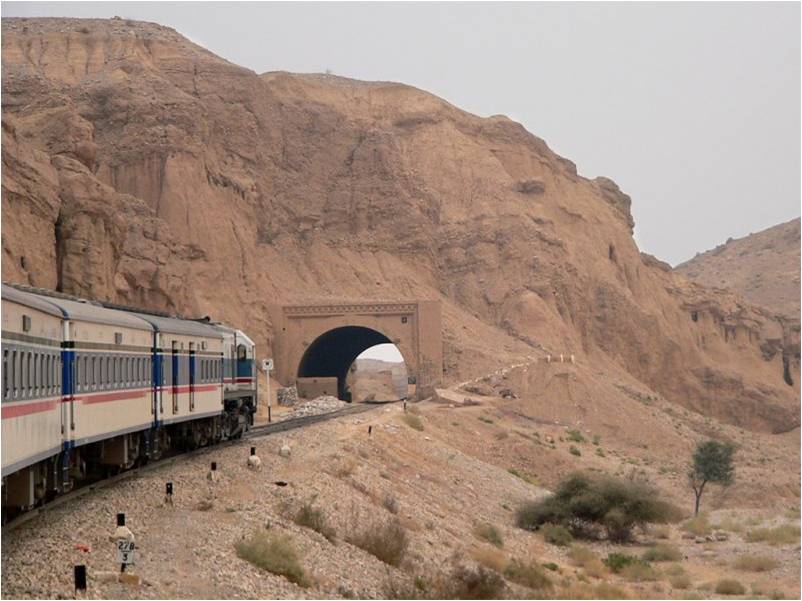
1,399,60,419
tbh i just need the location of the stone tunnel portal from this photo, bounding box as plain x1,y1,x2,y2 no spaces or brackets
269,301,442,401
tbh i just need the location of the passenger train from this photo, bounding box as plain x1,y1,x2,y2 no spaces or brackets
1,284,257,515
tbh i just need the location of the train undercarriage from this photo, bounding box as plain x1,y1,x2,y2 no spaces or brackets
1,398,255,522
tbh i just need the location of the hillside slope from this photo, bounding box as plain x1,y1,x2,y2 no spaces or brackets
1,17,798,432
677,218,800,319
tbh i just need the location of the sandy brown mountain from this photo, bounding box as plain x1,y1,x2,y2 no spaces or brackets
677,218,800,319
1,17,799,432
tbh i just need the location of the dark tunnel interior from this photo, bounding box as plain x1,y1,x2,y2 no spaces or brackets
297,326,395,401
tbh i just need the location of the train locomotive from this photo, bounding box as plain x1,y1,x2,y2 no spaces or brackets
1,284,257,515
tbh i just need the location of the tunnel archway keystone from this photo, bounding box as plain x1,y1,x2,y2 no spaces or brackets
269,301,442,400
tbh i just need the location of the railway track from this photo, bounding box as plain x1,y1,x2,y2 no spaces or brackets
2,401,385,533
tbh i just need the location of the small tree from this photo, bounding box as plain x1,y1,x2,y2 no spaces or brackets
688,440,735,515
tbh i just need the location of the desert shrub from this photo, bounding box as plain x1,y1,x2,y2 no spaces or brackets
294,502,336,541
642,543,681,562
438,565,506,599
542,562,559,571
235,531,309,587
382,493,399,514
681,513,711,536
473,522,504,548
566,429,586,443
335,457,357,477
595,447,606,457
504,558,552,590
569,445,582,457
733,554,779,572
715,579,746,595
620,562,658,582
669,573,692,589
401,413,424,431
746,524,800,545
603,553,642,574
568,545,605,578
651,525,671,539
593,582,629,599
346,518,409,566
541,523,573,546
471,546,507,572
516,472,677,543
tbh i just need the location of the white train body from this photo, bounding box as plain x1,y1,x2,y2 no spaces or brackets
1,284,256,514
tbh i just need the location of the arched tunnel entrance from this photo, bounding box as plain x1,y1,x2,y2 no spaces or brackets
269,300,442,401
297,326,407,401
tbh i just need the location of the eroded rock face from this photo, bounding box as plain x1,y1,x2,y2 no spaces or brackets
1,17,798,432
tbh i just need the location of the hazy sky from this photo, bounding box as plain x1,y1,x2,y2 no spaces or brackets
5,2,798,362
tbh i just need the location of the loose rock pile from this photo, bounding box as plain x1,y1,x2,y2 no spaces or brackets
279,396,347,420
276,386,298,407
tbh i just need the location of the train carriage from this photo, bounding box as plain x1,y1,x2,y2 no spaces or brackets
39,296,156,473
1,285,64,508
133,314,230,446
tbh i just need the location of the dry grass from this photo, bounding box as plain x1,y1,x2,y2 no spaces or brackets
745,524,800,545
346,518,409,566
556,582,630,599
294,502,336,542
235,531,309,587
641,543,682,562
471,546,507,572
401,413,424,431
620,561,659,582
473,522,504,548
568,545,606,578
682,513,711,536
334,457,358,478
503,558,552,591
715,579,746,595
437,565,506,599
733,554,780,572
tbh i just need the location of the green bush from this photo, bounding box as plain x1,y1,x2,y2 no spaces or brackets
346,518,409,566
641,543,681,562
715,579,746,595
504,559,552,590
566,429,586,443
516,472,678,542
541,523,573,546
603,553,642,574
294,502,336,541
569,445,582,457
473,522,504,548
235,531,309,587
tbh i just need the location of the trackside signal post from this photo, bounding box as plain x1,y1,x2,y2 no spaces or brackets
262,358,274,422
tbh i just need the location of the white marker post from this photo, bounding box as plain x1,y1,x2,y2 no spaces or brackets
262,358,274,422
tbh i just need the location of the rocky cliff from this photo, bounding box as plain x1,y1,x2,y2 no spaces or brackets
2,17,798,432
678,218,800,320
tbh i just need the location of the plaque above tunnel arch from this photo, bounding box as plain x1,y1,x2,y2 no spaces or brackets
268,300,442,400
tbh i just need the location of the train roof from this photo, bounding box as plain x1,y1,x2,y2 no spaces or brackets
1,284,64,317
133,313,223,338
38,296,155,330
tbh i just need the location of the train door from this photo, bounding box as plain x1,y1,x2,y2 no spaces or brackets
189,343,196,412
171,341,178,414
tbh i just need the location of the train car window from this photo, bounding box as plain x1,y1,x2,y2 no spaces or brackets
82,356,88,392
44,354,49,393
33,352,39,395
38,353,43,395
3,350,8,401
20,351,27,398
12,350,19,398
114,356,120,388
103,356,109,389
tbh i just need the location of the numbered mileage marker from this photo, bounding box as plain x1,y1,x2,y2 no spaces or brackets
116,539,136,565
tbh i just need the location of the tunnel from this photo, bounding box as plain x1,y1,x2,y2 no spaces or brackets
297,326,404,401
